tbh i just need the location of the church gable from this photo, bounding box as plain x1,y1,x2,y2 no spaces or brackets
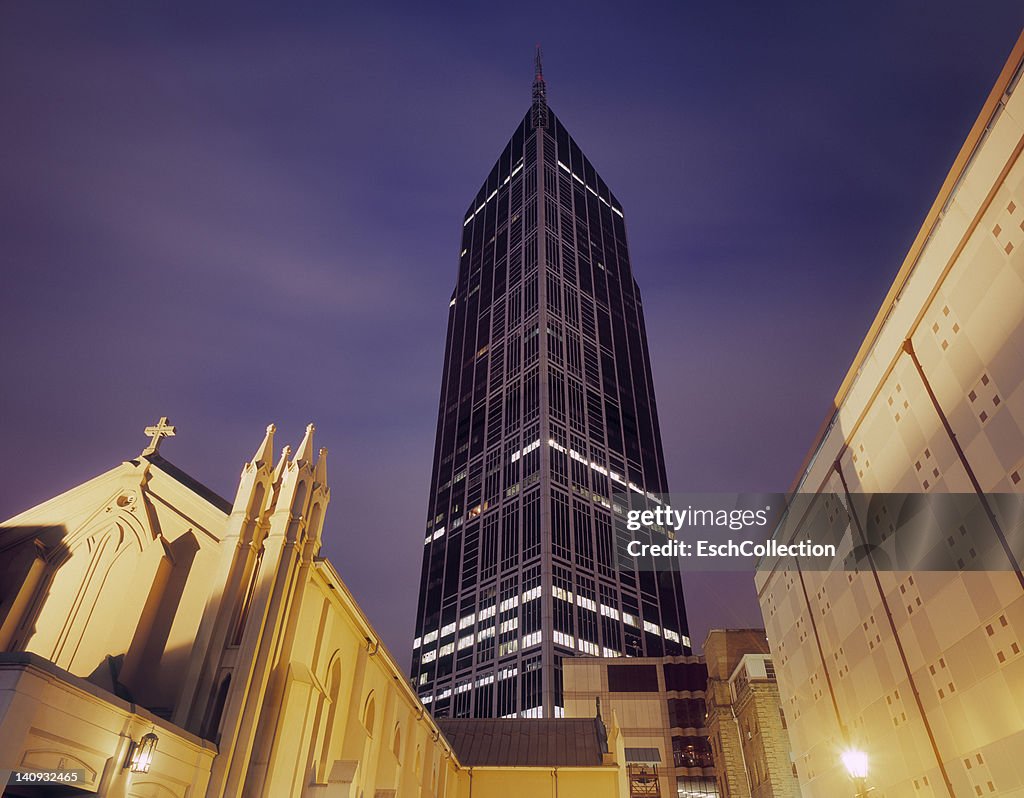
0,422,231,715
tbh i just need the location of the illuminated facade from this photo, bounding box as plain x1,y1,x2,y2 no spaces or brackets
411,54,690,719
0,423,631,798
703,629,798,798
755,33,1024,797
563,655,718,798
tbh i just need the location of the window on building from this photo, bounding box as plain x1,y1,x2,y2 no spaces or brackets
676,775,719,797
362,692,376,736
663,661,708,692
607,663,659,692
672,736,714,768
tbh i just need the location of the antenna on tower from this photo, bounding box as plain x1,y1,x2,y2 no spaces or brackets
531,44,548,129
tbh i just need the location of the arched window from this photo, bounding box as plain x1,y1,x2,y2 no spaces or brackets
362,692,376,736
292,480,309,518
391,724,402,759
308,502,324,539
203,674,231,742
319,658,343,772
244,483,266,541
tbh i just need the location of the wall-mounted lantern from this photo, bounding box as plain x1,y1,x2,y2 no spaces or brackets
125,732,159,773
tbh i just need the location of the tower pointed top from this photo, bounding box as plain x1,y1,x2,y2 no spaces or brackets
273,445,292,484
250,423,276,467
293,423,316,464
531,45,548,130
314,447,328,485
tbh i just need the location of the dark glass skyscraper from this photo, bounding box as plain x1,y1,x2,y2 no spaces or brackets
411,55,689,718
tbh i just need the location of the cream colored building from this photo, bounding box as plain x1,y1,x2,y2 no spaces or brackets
703,629,798,798
755,32,1024,798
0,421,630,798
563,655,717,798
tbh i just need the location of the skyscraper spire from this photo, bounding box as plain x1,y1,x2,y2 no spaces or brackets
531,44,548,129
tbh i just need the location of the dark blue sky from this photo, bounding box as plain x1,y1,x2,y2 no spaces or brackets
2,3,1022,661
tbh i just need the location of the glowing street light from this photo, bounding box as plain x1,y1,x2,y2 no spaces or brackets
841,749,870,797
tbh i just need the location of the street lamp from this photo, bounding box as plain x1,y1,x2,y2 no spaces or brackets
841,749,870,798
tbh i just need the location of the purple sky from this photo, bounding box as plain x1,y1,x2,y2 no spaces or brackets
2,4,1022,663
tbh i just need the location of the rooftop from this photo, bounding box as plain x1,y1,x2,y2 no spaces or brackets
437,717,607,768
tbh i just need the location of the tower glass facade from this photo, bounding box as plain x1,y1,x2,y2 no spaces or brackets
412,71,689,718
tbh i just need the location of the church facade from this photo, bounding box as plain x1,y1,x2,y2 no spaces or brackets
0,422,629,798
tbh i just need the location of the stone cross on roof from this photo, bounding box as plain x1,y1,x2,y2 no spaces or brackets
142,416,176,455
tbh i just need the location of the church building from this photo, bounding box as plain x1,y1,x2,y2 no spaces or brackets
0,420,629,798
